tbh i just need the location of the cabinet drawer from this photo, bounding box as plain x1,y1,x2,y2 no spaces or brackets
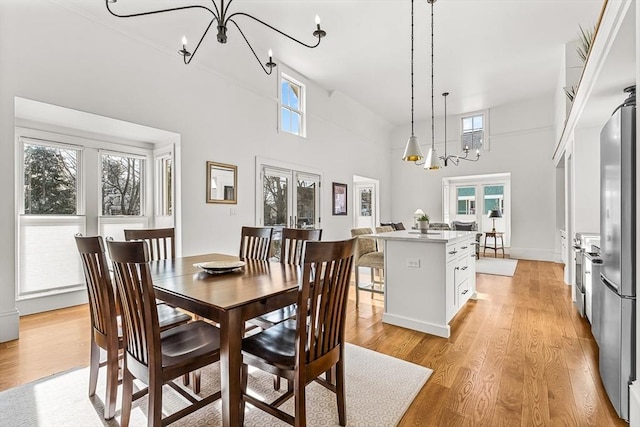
455,257,469,286
458,279,471,306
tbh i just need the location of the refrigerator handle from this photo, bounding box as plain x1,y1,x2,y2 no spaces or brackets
601,273,620,294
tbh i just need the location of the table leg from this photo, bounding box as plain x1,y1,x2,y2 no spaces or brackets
220,309,243,427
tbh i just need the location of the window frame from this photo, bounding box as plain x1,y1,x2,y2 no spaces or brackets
460,109,490,151
279,72,306,138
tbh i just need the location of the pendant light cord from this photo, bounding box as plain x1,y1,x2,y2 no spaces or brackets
410,0,415,137
429,0,435,152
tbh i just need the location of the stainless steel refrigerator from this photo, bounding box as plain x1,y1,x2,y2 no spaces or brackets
599,85,636,421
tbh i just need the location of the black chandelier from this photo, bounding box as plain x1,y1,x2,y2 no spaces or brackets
105,0,327,75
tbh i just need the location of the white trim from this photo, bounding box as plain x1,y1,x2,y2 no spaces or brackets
508,247,556,262
16,290,88,317
629,381,640,426
382,313,451,338
0,309,20,342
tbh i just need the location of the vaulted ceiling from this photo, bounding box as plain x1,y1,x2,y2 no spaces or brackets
55,0,604,125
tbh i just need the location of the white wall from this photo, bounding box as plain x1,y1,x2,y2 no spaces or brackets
573,126,601,233
390,95,558,261
0,0,393,341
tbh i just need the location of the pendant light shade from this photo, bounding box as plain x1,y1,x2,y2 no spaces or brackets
424,147,440,170
403,136,423,162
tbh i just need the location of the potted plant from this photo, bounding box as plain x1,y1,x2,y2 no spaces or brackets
417,214,430,232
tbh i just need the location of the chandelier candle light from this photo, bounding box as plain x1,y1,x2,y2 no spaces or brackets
106,0,326,75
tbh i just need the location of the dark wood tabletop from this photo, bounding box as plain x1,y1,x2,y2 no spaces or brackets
150,253,300,427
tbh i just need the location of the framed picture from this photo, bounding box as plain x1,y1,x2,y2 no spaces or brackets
206,161,237,204
332,182,347,216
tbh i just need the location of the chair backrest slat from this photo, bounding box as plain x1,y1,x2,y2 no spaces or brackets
239,226,273,261
107,240,161,370
124,228,176,261
280,228,322,265
296,239,355,364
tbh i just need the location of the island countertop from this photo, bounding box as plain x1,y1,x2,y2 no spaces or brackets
367,229,477,244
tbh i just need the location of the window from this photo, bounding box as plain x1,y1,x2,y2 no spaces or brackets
456,186,476,215
483,185,504,214
280,74,305,137
19,139,84,297
461,111,488,151
101,152,143,216
156,154,173,216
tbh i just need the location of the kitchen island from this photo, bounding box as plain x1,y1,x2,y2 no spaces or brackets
371,229,477,338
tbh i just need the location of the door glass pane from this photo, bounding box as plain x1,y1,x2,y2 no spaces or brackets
24,143,78,215
456,186,476,215
483,185,504,214
360,188,372,216
296,176,318,228
102,153,143,216
263,173,289,228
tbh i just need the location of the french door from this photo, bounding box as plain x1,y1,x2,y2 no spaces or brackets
259,166,321,256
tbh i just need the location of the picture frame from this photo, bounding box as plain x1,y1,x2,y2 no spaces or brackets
206,161,237,204
332,182,348,216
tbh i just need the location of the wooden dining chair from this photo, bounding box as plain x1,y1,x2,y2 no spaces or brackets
106,240,222,427
240,238,356,426
249,227,323,330
124,227,176,260
239,226,273,261
74,235,192,420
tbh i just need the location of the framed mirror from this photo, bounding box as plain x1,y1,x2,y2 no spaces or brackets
206,161,237,204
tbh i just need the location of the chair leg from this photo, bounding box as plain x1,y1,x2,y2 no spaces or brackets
192,370,201,394
183,372,190,386
88,339,99,397
147,377,163,427
120,368,134,427
336,359,347,426
294,376,307,427
355,267,360,307
104,346,119,420
240,364,248,427
273,374,281,390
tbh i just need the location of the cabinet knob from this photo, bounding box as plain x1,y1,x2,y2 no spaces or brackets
448,250,457,255
461,266,468,270
461,289,468,295
454,266,460,271
461,246,468,249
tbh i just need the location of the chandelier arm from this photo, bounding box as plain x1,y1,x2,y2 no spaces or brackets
106,0,218,21
225,12,323,49
183,18,218,65
228,19,274,75
208,0,221,20
222,0,234,18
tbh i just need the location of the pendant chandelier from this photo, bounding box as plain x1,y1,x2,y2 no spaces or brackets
105,0,326,75
401,0,480,169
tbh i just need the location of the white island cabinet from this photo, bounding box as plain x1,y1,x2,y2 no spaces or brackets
371,230,477,338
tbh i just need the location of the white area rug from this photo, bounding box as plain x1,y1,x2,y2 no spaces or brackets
0,344,431,427
476,258,518,276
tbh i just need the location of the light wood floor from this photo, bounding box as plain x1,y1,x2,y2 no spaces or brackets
0,260,626,426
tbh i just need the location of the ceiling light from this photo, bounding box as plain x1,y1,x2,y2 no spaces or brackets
402,0,423,162
105,0,326,75
403,0,479,170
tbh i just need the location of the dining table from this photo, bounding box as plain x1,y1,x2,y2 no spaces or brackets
149,253,300,427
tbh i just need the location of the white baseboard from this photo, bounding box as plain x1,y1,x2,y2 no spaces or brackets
16,289,88,316
630,381,640,426
509,247,557,262
0,308,20,343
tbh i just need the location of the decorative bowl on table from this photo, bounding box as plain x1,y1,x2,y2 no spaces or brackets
193,260,246,274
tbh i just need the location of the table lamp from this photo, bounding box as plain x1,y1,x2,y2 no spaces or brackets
488,209,502,232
